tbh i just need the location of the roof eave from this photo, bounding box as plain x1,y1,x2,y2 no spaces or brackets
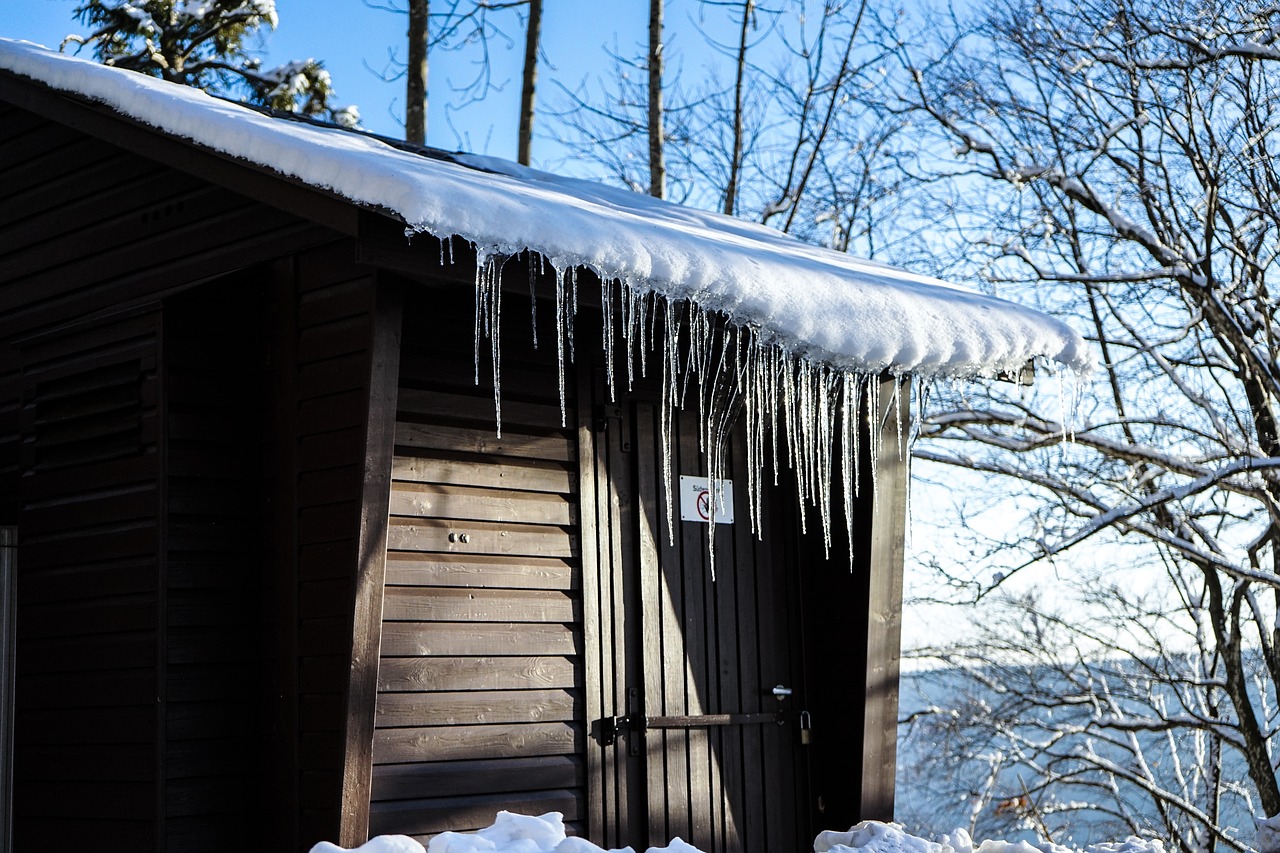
0,66,367,237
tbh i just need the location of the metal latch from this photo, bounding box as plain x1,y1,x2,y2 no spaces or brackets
592,711,786,748
590,714,636,746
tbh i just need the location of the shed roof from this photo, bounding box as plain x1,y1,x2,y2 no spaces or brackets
0,38,1088,380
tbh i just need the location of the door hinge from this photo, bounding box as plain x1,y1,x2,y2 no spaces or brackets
594,404,631,452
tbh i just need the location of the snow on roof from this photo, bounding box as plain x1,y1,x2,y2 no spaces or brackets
0,38,1089,379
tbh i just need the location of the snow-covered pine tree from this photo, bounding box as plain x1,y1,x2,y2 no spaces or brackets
62,0,359,127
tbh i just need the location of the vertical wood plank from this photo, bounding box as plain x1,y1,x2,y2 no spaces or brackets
577,366,608,842
337,276,403,846
859,376,908,821
677,419,712,852
597,379,623,845
758,483,792,853
634,402,668,850
717,439,752,853
607,393,638,847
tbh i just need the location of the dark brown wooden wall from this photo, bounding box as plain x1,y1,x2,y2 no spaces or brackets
13,307,163,850
0,99,329,521
279,242,392,849
163,281,269,851
367,284,585,844
0,100,368,851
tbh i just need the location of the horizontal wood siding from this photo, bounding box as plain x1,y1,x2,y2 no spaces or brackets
369,285,584,844
0,101,349,850
0,105,334,345
13,307,162,851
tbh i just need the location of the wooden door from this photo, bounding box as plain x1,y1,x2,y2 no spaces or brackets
584,388,812,853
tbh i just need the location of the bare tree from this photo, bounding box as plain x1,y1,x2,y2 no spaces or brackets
648,0,666,198
548,26,702,201
406,0,428,143
888,0,1280,844
366,0,528,143
716,0,754,215
900,585,1260,851
517,0,542,164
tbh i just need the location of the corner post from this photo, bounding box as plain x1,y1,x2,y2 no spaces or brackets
338,275,404,845
859,375,909,820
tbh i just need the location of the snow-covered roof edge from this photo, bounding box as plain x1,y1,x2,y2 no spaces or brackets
0,38,1090,381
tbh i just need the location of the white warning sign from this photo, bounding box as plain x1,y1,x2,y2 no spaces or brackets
678,476,735,524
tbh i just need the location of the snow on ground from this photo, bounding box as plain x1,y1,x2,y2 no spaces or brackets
0,38,1088,380
306,812,1167,853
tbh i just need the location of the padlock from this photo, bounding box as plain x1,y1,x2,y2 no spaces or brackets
799,710,812,746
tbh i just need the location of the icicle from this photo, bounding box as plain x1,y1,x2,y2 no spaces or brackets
555,266,568,428
661,297,681,544
868,377,881,512
491,257,503,437
840,372,855,566
619,280,634,389
452,241,971,576
567,267,578,364
893,373,906,461
640,290,653,378
474,258,485,387
471,253,505,437
602,277,616,401
528,253,538,351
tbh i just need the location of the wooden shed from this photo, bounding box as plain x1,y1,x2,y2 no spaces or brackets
0,39,1085,853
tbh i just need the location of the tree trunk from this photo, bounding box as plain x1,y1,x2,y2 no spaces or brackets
648,0,666,198
723,0,752,216
518,0,543,165
406,0,428,144
1205,567,1280,816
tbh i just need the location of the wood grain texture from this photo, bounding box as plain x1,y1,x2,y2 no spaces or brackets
371,755,583,801
858,376,909,822
387,517,577,559
377,656,577,692
379,621,578,657
383,552,575,590
381,587,578,623
395,422,575,462
368,789,582,839
375,688,579,728
373,722,582,763
389,482,574,525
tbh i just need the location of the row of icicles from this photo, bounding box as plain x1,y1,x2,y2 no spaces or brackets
470,248,928,572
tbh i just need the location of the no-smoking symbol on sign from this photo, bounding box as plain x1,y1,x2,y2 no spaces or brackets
678,476,735,525
695,489,713,521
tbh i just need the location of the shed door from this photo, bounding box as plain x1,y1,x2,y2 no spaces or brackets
587,396,811,853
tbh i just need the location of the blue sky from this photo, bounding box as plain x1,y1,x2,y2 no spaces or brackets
1,0,654,164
